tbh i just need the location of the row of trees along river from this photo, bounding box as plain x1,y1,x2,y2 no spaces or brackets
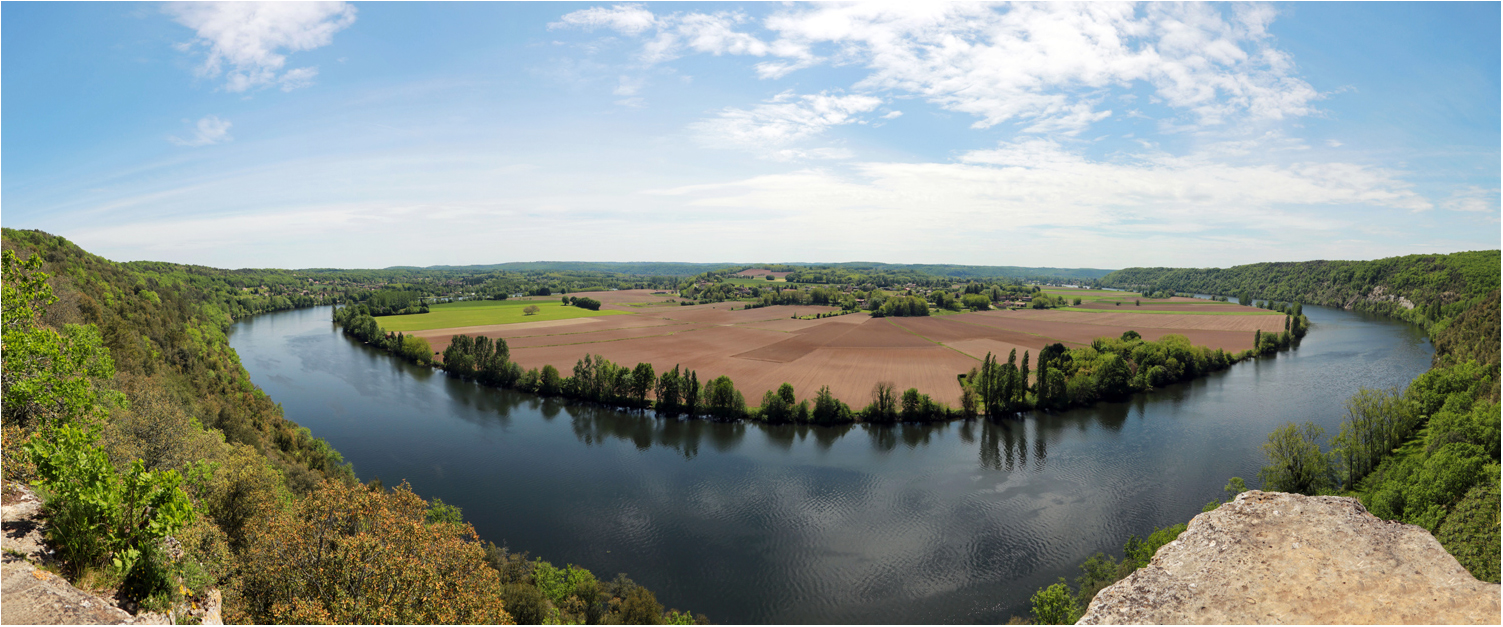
5,225,1490,624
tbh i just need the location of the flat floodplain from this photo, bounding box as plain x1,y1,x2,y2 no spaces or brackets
375,300,628,333
407,289,1292,406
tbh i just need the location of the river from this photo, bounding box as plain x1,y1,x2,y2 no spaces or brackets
229,304,1432,623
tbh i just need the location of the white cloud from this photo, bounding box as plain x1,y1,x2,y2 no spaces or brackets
278,66,319,92
1325,139,1343,148
167,1,356,92
691,91,883,160
557,3,1321,136
549,4,657,35
168,115,234,147
554,6,817,68
881,110,903,119
1439,186,1499,213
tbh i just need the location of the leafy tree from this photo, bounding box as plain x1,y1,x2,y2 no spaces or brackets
701,375,746,419
1224,477,1248,499
866,381,898,422
540,364,564,396
234,480,513,624
524,305,541,316
631,362,656,407
1258,421,1333,495
684,371,700,417
759,388,793,423
2,250,124,429
1331,387,1418,488
426,497,464,525
1094,353,1133,400
1030,579,1081,625
811,385,853,424
655,365,682,414
1019,351,1031,404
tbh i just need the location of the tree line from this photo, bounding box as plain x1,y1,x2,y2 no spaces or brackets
2,231,701,624
565,295,602,310
363,288,429,316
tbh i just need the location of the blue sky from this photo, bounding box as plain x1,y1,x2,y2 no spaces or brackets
3,2,1498,269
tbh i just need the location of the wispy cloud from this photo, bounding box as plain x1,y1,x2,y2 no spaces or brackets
556,3,1321,136
548,3,657,36
168,115,234,147
652,139,1432,236
691,91,883,161
1438,186,1500,213
166,1,356,93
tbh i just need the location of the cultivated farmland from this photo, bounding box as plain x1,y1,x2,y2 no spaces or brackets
399,289,1287,408
374,299,627,332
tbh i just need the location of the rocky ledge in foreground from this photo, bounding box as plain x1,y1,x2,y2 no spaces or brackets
1079,490,1500,625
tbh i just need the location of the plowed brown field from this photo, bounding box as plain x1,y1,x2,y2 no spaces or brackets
409,294,1279,407
1072,302,1259,313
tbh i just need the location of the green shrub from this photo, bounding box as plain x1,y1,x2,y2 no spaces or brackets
25,424,194,579
1030,579,1081,624
1435,482,1501,583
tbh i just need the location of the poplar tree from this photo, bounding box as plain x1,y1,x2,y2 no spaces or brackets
1019,351,1031,405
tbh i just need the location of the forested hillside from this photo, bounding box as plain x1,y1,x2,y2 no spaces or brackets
1,229,700,624
1099,251,1499,335
1027,252,1501,623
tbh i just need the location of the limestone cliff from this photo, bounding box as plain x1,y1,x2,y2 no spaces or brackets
1079,490,1500,624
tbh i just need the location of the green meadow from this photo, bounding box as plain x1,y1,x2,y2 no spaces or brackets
376,299,628,332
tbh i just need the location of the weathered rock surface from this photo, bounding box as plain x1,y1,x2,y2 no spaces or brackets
1079,490,1500,625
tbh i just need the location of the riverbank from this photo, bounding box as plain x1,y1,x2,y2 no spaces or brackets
334,301,1309,425
233,303,1428,623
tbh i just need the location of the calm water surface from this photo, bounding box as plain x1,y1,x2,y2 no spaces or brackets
229,305,1431,623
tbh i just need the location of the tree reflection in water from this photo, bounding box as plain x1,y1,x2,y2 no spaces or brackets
436,366,1176,475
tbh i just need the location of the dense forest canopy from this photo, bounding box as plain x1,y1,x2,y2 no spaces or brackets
1099,251,1500,335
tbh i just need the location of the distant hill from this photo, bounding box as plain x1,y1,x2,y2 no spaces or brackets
388,261,736,276
389,261,1116,280
1099,250,1501,335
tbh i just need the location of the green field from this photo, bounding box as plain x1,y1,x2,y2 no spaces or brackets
723,276,787,286
375,300,628,332
1042,288,1149,301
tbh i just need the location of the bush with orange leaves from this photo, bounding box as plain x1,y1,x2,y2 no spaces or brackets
230,479,514,624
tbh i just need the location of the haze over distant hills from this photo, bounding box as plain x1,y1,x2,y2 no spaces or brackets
386,261,1117,280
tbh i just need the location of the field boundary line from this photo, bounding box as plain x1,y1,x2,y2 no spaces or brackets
886,318,984,362
512,327,710,349
1056,307,1277,316
496,321,694,339
940,315,1087,347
